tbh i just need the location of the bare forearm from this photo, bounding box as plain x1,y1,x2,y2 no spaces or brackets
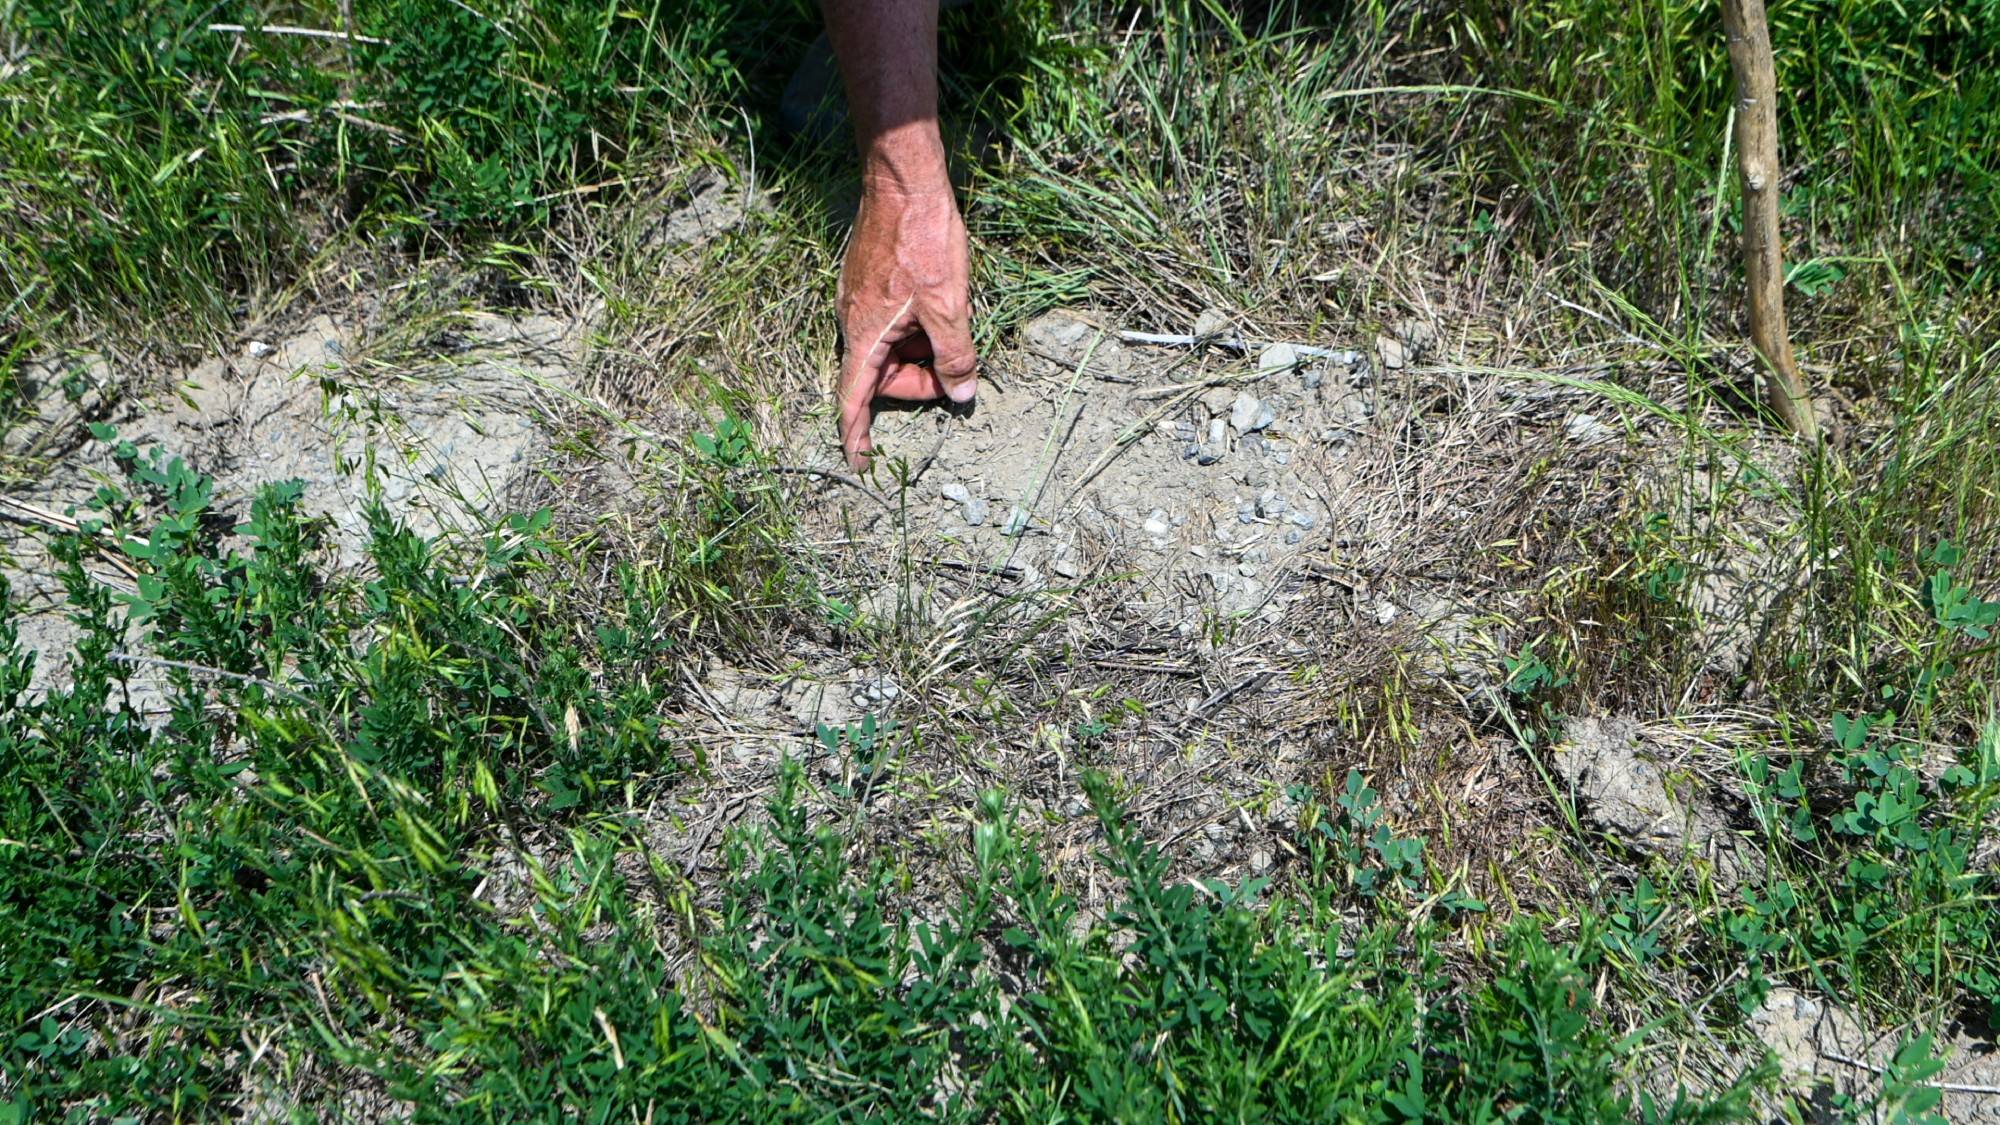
821,0,948,194
822,0,975,468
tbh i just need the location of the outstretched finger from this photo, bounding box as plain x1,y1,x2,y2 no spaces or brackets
837,297,917,472
837,355,879,472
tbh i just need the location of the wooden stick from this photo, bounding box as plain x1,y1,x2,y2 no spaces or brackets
1721,0,1818,439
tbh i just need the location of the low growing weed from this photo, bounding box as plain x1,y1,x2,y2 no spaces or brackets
1716,545,2000,1026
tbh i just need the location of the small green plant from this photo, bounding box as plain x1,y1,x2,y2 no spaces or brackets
1924,541,2000,640
815,712,897,797
1451,209,1502,256
690,414,754,468
1784,258,1847,297
1311,769,1427,898
1504,642,1569,697
1735,711,2000,1017
1604,876,1668,965
1502,641,1573,744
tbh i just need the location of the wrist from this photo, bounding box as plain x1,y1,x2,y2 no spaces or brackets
858,120,952,198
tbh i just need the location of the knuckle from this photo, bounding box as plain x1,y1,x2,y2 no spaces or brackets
934,350,978,380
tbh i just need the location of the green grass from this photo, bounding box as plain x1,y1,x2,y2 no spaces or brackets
3,0,2000,1118
0,0,796,352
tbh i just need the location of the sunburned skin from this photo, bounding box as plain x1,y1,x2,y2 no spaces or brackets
835,292,916,465
822,0,977,471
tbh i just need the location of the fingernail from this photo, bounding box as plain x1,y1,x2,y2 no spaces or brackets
944,379,977,404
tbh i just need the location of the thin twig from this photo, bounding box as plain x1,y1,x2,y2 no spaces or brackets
0,495,80,532
1301,560,1367,591
925,559,1024,581
1131,370,1261,401
442,0,513,38
1820,1051,2000,1096
0,498,145,582
996,333,1098,577
260,108,408,140
905,419,952,488
1188,670,1276,720
1118,330,1359,364
107,652,307,700
521,176,629,206
1090,657,1199,677
207,22,389,45
1119,330,1247,353
739,465,894,512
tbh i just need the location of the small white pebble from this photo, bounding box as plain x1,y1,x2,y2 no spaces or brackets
1257,342,1299,373
1230,391,1266,433
1566,413,1616,445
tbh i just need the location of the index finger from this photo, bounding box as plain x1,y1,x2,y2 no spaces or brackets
837,351,878,473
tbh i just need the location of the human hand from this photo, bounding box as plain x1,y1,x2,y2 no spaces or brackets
835,178,976,472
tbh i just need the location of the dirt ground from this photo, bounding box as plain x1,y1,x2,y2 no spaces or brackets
5,195,1996,1115
2,309,578,706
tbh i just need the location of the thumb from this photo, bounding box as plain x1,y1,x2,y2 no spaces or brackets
923,305,979,405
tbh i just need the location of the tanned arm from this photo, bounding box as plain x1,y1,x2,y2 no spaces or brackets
822,0,976,471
